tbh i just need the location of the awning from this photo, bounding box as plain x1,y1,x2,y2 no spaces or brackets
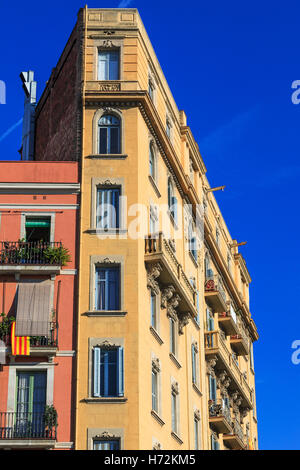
15,282,52,336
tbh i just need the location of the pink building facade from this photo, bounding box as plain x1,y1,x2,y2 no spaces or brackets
0,161,79,450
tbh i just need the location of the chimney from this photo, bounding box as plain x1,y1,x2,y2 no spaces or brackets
19,71,37,160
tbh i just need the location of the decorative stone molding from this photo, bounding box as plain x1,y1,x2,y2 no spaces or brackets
194,409,201,421
153,441,162,450
178,312,189,335
192,341,199,353
94,431,118,440
167,293,181,320
101,39,116,48
217,370,231,395
152,357,161,373
146,263,162,294
171,381,179,395
161,285,176,309
240,407,250,424
95,340,120,350
206,356,217,377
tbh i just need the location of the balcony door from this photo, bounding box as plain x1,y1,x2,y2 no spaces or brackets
15,371,47,438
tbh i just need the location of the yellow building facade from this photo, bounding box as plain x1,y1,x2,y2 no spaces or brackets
70,7,259,450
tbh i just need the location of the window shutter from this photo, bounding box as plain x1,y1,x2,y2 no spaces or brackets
117,347,124,396
98,52,109,80
99,127,108,154
107,267,120,310
93,347,101,397
110,127,120,154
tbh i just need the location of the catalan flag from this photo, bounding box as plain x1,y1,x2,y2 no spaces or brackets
11,322,30,356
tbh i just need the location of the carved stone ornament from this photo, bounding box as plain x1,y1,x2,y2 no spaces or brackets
102,39,115,48
95,340,120,350
167,293,181,321
240,407,250,424
161,285,176,309
206,356,218,376
146,263,162,294
171,381,179,395
192,341,199,353
95,431,118,440
194,409,201,421
152,357,161,373
217,370,231,394
178,312,190,335
99,83,121,92
153,442,161,450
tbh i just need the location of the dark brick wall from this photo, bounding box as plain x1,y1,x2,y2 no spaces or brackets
34,24,81,162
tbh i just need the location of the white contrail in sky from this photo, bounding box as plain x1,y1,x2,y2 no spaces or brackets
0,118,23,143
118,0,133,7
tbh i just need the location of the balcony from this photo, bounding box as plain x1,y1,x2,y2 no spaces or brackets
0,241,65,275
145,233,197,318
0,411,57,448
218,310,239,336
230,328,249,356
205,272,227,313
223,418,246,450
204,330,252,408
208,399,232,434
0,322,58,356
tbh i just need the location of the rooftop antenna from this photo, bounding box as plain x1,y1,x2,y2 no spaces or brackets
19,71,37,160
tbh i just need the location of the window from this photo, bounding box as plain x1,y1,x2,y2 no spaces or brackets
148,78,155,101
250,343,255,371
96,187,120,229
171,383,179,434
15,372,47,438
150,290,158,330
216,228,220,247
98,50,119,80
93,346,124,397
94,439,120,450
188,220,197,261
99,114,121,154
209,374,217,402
25,217,51,243
205,253,212,279
166,118,172,140
149,143,156,181
149,205,158,235
211,434,220,450
191,342,199,385
194,414,200,450
189,157,194,185
170,318,177,356
206,308,214,331
168,177,177,223
152,369,158,412
95,266,120,311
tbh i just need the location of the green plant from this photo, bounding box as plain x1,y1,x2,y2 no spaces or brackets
43,246,71,266
44,405,58,429
0,314,15,339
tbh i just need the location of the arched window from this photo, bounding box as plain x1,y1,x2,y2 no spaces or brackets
168,177,177,223
149,143,156,180
99,114,121,154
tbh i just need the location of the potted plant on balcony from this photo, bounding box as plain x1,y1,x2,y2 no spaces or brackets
0,314,15,341
44,405,58,438
43,245,71,266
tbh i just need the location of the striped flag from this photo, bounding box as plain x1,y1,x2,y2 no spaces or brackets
11,322,30,356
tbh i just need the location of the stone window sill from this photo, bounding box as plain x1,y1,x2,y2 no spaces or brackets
169,352,182,369
171,431,183,445
84,310,127,317
151,410,165,426
148,175,161,198
150,326,164,345
87,154,128,159
83,397,127,404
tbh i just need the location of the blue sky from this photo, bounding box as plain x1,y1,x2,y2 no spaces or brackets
1,0,299,450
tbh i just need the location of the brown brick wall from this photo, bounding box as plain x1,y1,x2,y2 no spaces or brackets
34,24,82,162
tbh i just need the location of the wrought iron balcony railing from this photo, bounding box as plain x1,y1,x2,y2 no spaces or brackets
0,411,57,440
0,241,63,266
209,399,231,426
0,322,58,349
